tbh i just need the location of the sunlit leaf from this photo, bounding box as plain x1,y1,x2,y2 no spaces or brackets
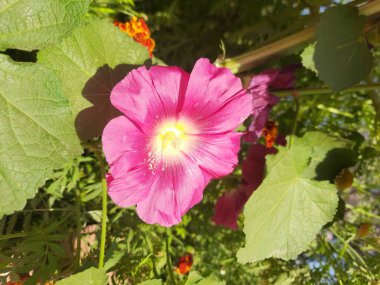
0,0,90,51
301,43,317,74
56,267,106,285
237,132,341,262
0,55,81,218
38,19,150,140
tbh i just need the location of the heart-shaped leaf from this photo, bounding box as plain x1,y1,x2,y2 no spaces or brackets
314,6,373,91
237,132,343,262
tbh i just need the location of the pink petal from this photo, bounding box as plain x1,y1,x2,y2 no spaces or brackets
148,65,190,116
247,105,272,141
110,66,189,131
102,116,149,167
182,58,251,133
246,67,295,142
249,72,274,90
136,157,208,227
270,67,296,89
107,169,152,207
212,185,249,229
249,68,295,90
190,132,242,178
242,144,276,189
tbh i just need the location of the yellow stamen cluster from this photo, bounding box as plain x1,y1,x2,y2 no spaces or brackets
155,122,188,157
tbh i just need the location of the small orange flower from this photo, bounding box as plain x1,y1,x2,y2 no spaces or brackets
175,254,193,275
261,120,278,148
114,17,155,57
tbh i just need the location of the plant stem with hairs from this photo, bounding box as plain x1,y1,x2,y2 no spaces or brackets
97,151,108,269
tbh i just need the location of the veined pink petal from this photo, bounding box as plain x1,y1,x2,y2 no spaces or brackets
110,66,189,131
136,157,208,226
182,58,251,133
190,132,242,178
107,169,151,208
148,65,190,116
102,116,148,167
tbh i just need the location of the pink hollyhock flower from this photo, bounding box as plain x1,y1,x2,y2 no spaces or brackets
102,58,251,227
246,68,295,141
212,184,249,229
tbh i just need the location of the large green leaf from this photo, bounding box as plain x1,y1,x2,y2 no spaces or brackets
0,0,90,51
56,267,107,285
38,19,149,118
237,132,340,263
0,55,81,218
314,6,373,92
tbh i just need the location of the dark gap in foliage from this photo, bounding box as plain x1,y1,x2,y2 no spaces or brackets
114,13,130,22
1,49,38,63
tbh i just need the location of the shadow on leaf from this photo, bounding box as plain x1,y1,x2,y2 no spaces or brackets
75,64,139,141
315,148,357,182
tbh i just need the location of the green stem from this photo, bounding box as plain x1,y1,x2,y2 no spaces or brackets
288,95,300,148
272,84,380,97
75,187,82,271
143,234,159,279
346,204,380,220
330,228,374,280
166,233,176,285
0,232,28,241
97,152,108,269
21,208,72,212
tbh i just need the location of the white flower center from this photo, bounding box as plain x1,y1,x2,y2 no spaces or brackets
155,121,190,157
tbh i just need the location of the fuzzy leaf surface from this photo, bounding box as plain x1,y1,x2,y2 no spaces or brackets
0,0,90,51
56,267,106,285
38,19,149,118
0,55,81,218
237,132,340,262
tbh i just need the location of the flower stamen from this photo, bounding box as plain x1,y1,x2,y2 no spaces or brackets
155,121,189,157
